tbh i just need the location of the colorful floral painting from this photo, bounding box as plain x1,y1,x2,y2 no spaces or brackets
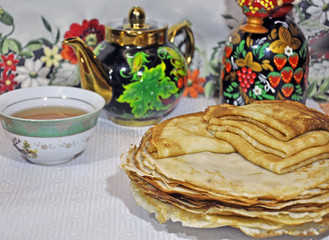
115,48,187,118
0,7,105,93
294,0,329,101
216,0,329,102
0,2,328,101
221,16,308,105
0,6,217,100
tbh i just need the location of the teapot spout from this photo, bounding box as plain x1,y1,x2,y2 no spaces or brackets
62,37,112,104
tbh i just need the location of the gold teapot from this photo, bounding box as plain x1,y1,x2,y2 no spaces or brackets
63,6,194,126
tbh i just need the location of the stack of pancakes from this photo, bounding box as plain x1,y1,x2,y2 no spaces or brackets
120,100,329,238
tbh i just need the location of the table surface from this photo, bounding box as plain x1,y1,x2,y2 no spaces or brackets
0,97,328,240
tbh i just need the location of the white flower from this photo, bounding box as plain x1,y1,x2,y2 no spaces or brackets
306,0,329,25
41,46,62,67
51,62,79,86
15,59,50,88
253,85,262,96
284,46,294,57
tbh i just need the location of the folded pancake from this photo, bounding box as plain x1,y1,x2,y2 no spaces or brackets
208,120,329,158
147,112,235,158
204,101,329,174
203,100,329,141
212,130,329,174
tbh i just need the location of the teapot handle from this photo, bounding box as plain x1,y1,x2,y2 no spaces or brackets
168,20,195,66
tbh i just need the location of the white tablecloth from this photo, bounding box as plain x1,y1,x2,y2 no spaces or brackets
0,97,328,240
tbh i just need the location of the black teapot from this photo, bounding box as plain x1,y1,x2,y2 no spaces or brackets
63,6,194,126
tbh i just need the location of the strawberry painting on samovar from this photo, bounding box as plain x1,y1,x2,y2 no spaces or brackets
221,0,309,105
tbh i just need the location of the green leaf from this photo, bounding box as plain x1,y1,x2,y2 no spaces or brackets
313,94,329,102
175,69,186,78
242,5,250,14
223,92,232,98
164,47,180,60
259,7,268,14
221,14,235,20
306,82,317,98
55,28,61,44
232,81,239,88
117,62,178,118
318,79,329,94
0,10,14,26
19,51,34,58
1,38,9,54
8,38,21,53
0,38,3,54
295,84,302,94
234,40,246,58
41,16,52,32
258,42,269,59
131,52,149,74
204,80,215,98
39,37,52,46
299,42,307,59
262,93,275,100
233,93,240,99
25,39,43,51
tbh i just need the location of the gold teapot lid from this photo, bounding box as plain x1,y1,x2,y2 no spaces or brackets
105,6,168,46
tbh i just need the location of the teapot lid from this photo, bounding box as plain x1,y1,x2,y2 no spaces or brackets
105,6,168,46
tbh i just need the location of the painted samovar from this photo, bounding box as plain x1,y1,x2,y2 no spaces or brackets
221,0,309,105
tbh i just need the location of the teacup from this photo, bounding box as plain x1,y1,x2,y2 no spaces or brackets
0,86,105,165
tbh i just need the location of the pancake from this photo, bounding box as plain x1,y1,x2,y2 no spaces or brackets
204,101,329,174
130,181,329,238
147,112,235,158
120,100,329,238
203,100,329,141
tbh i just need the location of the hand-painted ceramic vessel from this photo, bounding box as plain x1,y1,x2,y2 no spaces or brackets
63,6,194,126
0,86,105,165
221,0,309,106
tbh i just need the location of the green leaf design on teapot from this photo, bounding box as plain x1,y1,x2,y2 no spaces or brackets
117,62,178,118
117,48,186,118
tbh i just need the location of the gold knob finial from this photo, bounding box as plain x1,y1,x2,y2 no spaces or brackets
128,6,145,29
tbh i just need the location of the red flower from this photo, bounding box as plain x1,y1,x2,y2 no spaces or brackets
0,53,19,72
0,70,18,93
61,19,105,64
183,69,206,98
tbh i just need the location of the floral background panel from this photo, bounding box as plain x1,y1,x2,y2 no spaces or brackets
0,0,233,99
293,0,329,102
0,0,328,110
